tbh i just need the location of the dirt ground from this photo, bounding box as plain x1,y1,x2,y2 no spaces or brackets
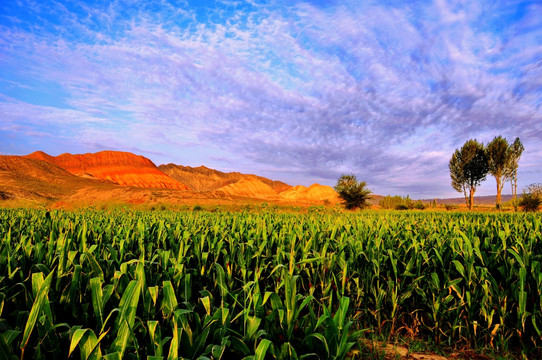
360,340,495,360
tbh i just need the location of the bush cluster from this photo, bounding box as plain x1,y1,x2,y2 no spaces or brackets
519,183,542,212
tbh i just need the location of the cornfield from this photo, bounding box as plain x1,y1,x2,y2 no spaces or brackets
0,208,541,359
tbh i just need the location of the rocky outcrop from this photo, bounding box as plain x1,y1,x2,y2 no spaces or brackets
26,151,189,190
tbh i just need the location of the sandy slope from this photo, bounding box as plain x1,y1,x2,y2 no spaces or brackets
280,184,339,202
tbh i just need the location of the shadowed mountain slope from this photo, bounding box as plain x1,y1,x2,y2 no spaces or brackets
0,155,116,200
159,164,291,193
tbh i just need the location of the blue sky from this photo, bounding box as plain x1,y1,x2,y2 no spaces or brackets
1,0,541,198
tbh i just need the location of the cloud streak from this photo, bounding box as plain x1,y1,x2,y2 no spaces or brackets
0,0,541,197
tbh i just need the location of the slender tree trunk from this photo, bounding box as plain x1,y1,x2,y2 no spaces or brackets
511,179,515,211
513,176,518,212
496,177,502,210
463,185,469,208
469,187,475,210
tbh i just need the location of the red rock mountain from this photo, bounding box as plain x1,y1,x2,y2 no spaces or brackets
0,155,114,200
1,150,339,204
26,151,189,190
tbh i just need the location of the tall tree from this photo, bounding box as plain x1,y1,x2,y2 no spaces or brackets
486,136,509,209
449,139,489,210
334,174,371,210
505,137,524,211
449,150,469,207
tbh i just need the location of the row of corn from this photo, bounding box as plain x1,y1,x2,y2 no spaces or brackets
0,208,541,359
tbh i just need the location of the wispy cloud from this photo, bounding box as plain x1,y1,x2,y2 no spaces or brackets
0,0,541,197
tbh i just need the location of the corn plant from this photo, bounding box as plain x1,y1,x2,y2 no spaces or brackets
0,208,541,358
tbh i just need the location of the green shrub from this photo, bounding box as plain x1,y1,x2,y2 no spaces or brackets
334,174,371,209
414,201,425,210
380,195,415,209
519,183,542,212
519,193,541,212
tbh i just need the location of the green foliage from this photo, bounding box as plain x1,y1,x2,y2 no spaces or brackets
519,183,542,212
487,136,510,177
519,194,541,212
506,138,524,178
449,139,489,210
379,195,408,209
413,200,425,210
0,209,541,359
505,139,524,211
487,136,510,209
505,138,525,198
451,136,524,211
444,203,458,211
334,174,371,209
487,136,524,209
380,195,425,210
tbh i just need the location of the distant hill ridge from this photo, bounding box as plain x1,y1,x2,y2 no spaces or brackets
0,150,339,204
25,150,189,190
159,163,291,193
425,194,514,206
3,150,513,207
159,163,338,202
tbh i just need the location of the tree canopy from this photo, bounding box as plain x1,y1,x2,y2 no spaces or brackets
449,139,489,210
449,150,468,206
334,174,371,210
505,137,524,211
486,136,510,209
487,136,524,209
